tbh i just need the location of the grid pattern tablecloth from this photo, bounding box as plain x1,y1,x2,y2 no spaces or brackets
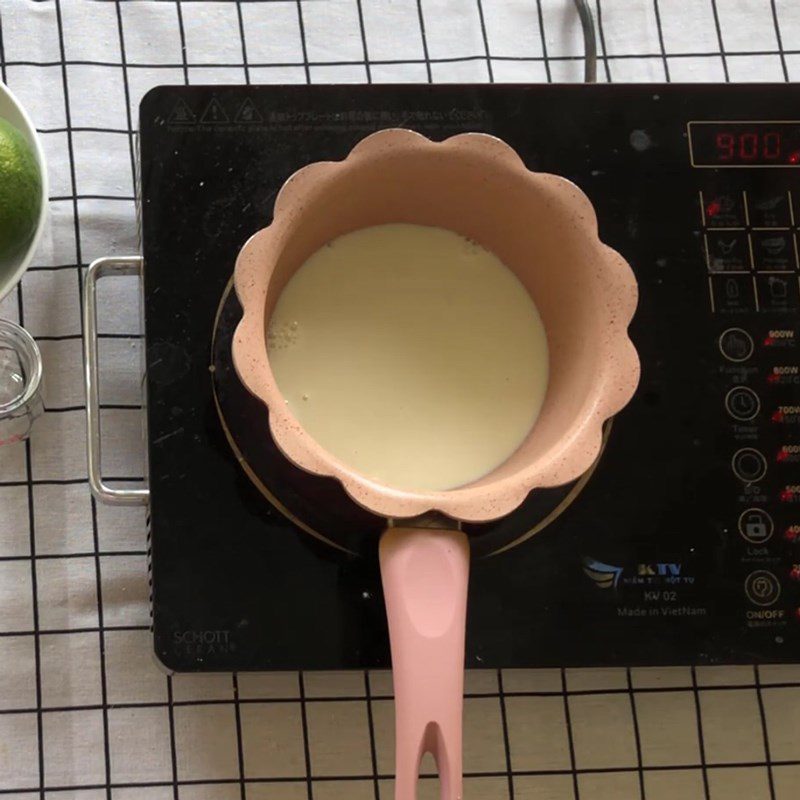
1,1,800,798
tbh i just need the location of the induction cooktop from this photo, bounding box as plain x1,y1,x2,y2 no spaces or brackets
137,83,800,672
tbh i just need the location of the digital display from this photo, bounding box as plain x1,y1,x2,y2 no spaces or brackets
688,122,800,167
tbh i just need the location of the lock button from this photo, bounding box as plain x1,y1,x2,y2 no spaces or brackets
738,508,774,544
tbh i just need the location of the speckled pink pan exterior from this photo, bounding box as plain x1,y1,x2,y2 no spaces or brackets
233,129,639,523
234,128,640,800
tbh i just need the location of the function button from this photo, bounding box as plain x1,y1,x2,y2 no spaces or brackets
732,448,768,483
711,275,756,314
744,570,781,607
747,189,791,228
725,386,760,421
719,328,754,362
751,231,798,272
705,231,751,271
703,190,746,228
756,274,800,314
738,508,774,544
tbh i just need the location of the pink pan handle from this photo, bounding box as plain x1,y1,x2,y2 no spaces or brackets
379,527,470,800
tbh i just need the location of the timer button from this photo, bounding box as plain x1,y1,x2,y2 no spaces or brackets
732,448,768,483
725,386,760,421
719,328,754,362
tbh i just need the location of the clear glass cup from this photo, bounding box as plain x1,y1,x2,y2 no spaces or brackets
0,319,44,446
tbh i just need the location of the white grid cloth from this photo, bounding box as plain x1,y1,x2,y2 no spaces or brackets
1,1,800,799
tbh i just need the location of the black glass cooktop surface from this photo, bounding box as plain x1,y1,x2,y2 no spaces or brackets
139,84,800,671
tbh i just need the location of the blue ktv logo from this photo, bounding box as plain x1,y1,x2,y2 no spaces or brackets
581,557,623,589
582,557,688,590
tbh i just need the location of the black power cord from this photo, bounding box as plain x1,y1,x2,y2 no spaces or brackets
573,0,598,83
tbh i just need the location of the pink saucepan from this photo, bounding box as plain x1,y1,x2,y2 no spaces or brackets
232,129,639,800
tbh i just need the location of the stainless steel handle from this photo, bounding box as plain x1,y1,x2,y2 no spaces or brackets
83,256,149,506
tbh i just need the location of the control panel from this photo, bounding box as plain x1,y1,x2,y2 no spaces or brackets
700,164,800,634
702,189,799,313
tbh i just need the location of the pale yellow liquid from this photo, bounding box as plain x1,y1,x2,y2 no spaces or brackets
268,223,549,492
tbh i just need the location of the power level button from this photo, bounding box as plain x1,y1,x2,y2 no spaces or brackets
719,328,754,362
732,448,768,483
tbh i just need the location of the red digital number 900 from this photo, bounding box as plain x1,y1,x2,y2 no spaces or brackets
716,131,781,162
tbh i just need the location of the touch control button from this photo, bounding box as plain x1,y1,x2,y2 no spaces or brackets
711,276,757,314
756,274,800,314
748,190,791,228
704,191,745,228
732,448,768,483
739,508,774,544
706,231,750,271
751,231,797,271
719,328,754,362
725,387,760,421
744,570,781,607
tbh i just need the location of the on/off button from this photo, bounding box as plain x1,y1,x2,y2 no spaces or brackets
732,448,768,483
745,570,781,607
